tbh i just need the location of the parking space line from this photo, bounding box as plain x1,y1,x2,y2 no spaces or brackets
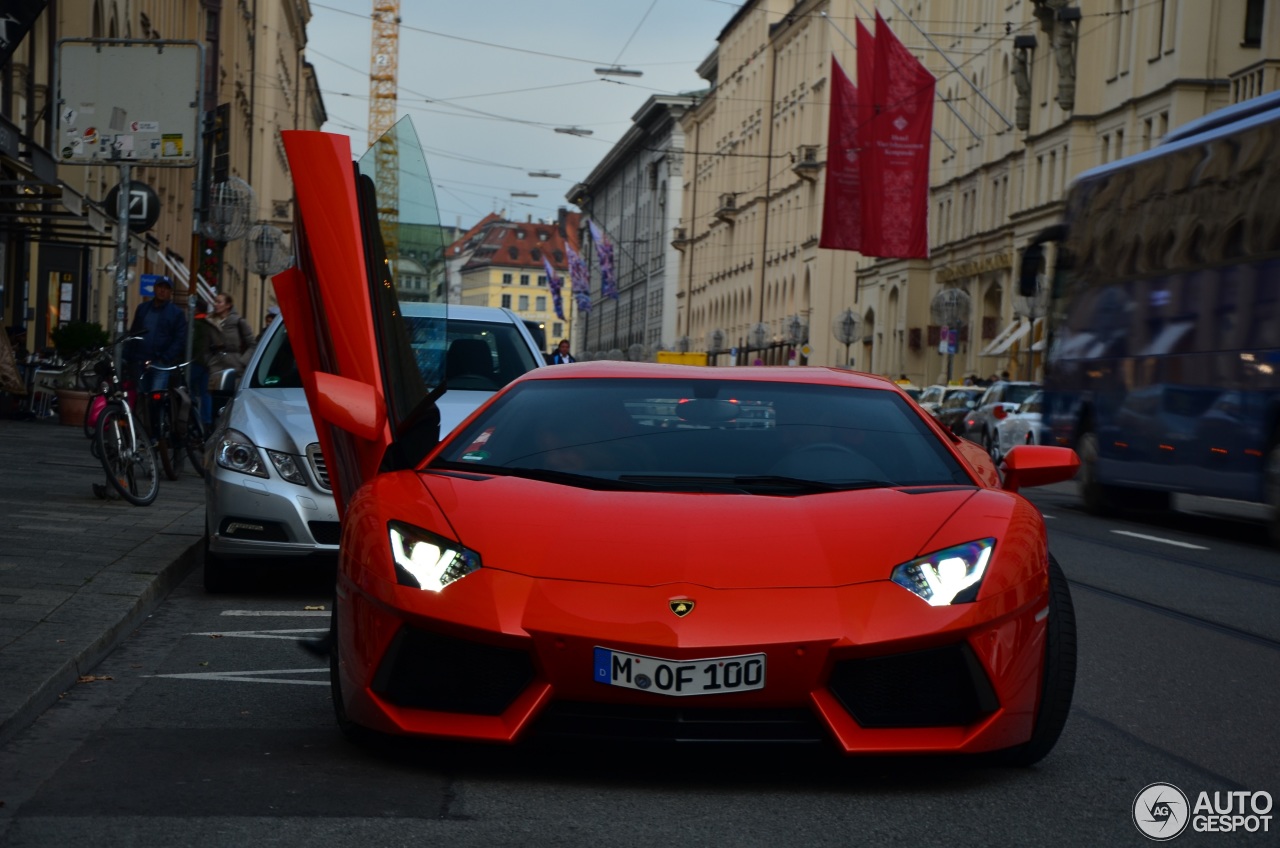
191,628,327,640
220,610,329,617
1110,530,1209,550
147,668,328,686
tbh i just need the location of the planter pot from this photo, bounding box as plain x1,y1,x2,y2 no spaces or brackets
55,389,92,427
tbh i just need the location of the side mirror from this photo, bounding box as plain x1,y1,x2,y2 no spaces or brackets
212,368,240,394
1000,445,1080,493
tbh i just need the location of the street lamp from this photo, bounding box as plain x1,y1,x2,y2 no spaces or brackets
749,321,769,365
554,126,593,137
708,328,725,367
248,224,292,319
528,170,561,178
594,66,644,78
832,308,861,367
202,176,255,306
930,288,972,384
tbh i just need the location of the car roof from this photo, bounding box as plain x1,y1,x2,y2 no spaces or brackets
518,361,906,390
398,303,525,324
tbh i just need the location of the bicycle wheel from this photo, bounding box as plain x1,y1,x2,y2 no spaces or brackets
155,401,178,481
183,408,208,478
95,404,160,506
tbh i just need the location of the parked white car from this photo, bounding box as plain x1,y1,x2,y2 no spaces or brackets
202,303,546,591
993,389,1046,463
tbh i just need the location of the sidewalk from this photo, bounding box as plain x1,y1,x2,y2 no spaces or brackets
0,416,205,746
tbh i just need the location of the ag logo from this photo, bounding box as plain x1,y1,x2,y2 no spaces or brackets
668,599,695,617
1133,782,1190,841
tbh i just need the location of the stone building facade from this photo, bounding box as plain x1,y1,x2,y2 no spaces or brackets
1,0,324,363
673,0,1280,382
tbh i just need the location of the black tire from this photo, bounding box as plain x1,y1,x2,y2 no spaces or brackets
156,403,178,481
982,430,997,462
95,405,160,506
329,606,377,746
1267,433,1280,547
183,410,207,479
991,554,1077,766
1076,430,1108,514
202,530,237,593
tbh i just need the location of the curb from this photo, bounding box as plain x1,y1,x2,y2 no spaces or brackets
0,515,204,748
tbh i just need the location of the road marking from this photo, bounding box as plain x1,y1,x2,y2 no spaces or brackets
191,628,328,640
147,667,328,686
220,610,329,617
1110,530,1209,550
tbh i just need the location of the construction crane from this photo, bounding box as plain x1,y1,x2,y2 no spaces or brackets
369,0,400,275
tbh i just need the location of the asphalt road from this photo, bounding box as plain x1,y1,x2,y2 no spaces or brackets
1,484,1277,847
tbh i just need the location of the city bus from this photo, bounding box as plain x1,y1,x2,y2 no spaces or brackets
1023,91,1280,542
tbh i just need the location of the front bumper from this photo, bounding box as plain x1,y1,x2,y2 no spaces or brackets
334,570,1048,755
205,462,339,561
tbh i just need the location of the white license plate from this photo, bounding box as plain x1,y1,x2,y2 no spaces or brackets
593,647,766,696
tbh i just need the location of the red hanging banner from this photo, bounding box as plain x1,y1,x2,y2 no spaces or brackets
818,56,862,251
861,11,935,259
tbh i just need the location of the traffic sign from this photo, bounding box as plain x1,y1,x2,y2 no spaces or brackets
104,180,161,232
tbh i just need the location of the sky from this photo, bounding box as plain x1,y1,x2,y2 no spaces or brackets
305,0,742,229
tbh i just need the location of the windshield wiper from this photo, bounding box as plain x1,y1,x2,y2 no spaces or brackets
429,462,654,491
615,474,897,495
730,475,897,494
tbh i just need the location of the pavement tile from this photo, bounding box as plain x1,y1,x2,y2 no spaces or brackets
0,417,206,746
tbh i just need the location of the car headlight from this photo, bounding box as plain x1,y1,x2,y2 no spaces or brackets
215,429,268,478
266,450,307,486
891,538,994,606
389,521,482,592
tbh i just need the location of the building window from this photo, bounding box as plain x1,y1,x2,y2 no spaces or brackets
502,273,513,285
553,322,562,338
518,295,529,311
1245,0,1264,46
538,274,547,286
501,294,512,308
536,296,546,311
520,274,530,286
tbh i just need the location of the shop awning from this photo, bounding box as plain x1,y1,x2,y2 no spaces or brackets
979,317,1031,356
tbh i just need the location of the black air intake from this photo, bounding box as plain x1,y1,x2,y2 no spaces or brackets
828,643,999,728
371,627,534,715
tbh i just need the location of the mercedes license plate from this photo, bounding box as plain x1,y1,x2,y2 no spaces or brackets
593,647,766,696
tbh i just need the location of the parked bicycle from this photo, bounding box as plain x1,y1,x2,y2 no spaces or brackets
80,335,160,505
142,360,207,481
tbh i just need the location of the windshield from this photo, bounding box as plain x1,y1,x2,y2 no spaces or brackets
1002,383,1040,405
433,378,974,491
251,315,538,393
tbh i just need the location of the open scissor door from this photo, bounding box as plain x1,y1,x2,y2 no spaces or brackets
276,119,447,516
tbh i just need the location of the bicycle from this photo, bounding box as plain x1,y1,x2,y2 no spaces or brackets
142,360,207,480
83,337,160,506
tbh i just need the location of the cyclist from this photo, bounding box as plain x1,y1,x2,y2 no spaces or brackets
123,277,187,443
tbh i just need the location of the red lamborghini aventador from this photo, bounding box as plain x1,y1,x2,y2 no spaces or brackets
273,124,1081,765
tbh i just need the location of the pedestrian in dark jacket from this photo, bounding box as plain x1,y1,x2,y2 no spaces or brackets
125,277,187,393
550,338,576,364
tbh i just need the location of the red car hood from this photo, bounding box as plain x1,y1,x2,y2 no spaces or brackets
420,473,983,589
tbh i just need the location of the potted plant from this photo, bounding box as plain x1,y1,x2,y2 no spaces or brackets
48,320,109,426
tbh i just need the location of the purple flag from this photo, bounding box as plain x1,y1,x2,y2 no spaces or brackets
542,254,566,320
588,220,618,300
566,240,591,314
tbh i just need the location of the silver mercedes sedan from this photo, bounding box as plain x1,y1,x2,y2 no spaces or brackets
202,304,546,591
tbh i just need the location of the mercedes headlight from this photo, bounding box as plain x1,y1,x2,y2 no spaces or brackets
891,539,994,606
215,429,268,478
389,521,482,592
266,450,307,486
